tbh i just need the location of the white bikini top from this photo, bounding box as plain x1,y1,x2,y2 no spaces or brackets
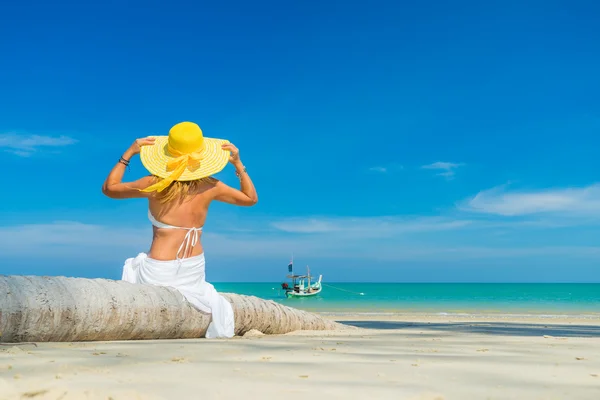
148,210,203,261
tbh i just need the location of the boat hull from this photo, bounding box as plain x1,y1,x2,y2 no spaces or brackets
285,288,322,298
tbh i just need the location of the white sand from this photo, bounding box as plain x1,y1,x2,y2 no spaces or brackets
1,315,599,400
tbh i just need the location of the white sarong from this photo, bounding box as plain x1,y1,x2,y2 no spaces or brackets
121,252,234,338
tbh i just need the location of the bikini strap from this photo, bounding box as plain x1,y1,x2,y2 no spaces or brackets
148,210,180,229
148,210,203,260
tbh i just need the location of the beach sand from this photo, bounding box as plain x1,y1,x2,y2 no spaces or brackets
1,315,599,400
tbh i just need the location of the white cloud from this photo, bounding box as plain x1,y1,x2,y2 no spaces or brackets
330,245,600,262
462,184,600,217
271,216,472,235
0,222,149,259
369,166,388,173
368,163,403,174
271,218,339,233
0,133,77,156
421,161,464,178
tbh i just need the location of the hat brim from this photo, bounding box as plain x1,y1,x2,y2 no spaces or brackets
140,136,230,181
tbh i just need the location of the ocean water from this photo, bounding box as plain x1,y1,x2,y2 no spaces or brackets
212,283,600,317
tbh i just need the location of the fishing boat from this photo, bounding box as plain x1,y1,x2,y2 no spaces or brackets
280,258,322,298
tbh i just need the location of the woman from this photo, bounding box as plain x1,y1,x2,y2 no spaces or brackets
102,121,258,338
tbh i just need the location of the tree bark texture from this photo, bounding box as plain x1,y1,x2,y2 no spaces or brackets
0,276,350,343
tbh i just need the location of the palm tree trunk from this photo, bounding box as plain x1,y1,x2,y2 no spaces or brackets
0,276,350,342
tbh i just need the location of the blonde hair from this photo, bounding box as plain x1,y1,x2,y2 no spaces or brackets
150,176,218,204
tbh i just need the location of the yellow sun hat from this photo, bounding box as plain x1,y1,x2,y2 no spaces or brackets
139,121,230,193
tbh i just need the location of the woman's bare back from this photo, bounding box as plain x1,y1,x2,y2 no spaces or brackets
147,182,215,260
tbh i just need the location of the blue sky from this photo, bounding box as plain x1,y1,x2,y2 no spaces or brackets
0,0,599,282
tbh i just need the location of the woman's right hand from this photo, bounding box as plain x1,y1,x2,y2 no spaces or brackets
127,137,156,156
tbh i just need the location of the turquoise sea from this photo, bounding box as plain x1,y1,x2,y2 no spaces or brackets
213,283,600,317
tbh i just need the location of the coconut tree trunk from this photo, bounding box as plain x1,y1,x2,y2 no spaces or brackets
0,276,349,343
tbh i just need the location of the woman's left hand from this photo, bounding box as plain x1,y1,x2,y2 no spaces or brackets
221,143,241,165
128,137,156,156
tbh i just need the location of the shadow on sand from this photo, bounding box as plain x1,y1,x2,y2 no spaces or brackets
338,320,600,338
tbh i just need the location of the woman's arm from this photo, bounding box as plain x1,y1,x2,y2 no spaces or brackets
213,143,258,206
102,137,156,199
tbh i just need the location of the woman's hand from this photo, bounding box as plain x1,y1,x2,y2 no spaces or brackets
222,143,242,166
127,137,156,156
129,137,156,155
